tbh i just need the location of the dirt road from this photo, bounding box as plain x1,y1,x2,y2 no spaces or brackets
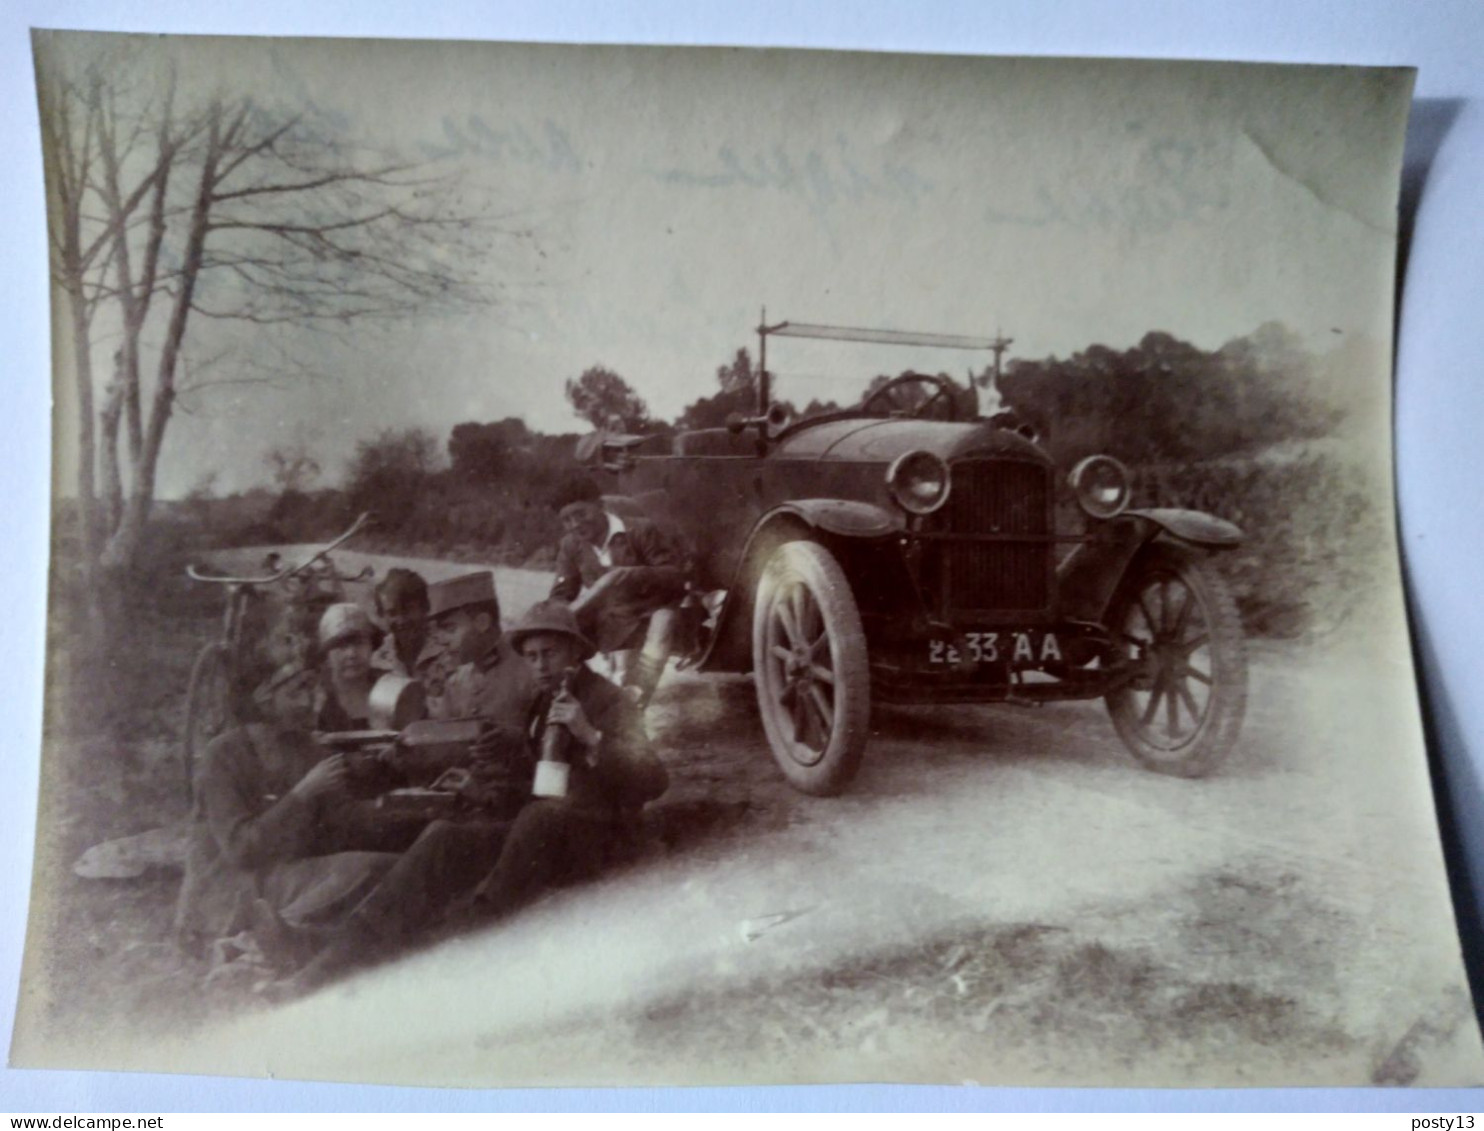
140,549,1481,1087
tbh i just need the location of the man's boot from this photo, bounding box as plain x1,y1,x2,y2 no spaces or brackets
625,653,667,710
626,609,677,709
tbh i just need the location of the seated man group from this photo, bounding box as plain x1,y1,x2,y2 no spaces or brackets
175,562,670,998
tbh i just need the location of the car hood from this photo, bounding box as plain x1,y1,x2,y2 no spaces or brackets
771,416,1047,464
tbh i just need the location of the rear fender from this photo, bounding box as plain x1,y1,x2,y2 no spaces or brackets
699,501,904,672
1057,509,1242,623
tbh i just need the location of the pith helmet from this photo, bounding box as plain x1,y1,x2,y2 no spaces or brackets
318,602,383,651
507,600,597,660
427,571,499,620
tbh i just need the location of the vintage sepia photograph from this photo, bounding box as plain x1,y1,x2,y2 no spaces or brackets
12,30,1482,1088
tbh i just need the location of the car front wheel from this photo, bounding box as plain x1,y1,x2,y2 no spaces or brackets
752,540,871,796
1104,543,1247,778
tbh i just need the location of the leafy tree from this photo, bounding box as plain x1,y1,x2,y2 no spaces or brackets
715,347,755,394
676,348,760,431
997,325,1336,466
565,366,650,432
448,417,532,481
675,386,756,432
797,397,844,417
345,427,440,528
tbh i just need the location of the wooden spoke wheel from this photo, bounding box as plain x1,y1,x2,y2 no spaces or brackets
1105,544,1248,778
752,540,871,795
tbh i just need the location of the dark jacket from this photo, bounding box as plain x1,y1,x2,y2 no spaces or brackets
526,665,668,814
550,514,685,604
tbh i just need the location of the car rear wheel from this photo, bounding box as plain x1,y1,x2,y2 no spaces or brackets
184,643,234,803
1104,543,1247,778
752,540,870,795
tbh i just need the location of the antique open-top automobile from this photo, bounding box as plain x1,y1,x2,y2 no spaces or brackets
592,318,1248,795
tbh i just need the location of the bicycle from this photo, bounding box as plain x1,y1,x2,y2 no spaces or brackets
182,512,376,803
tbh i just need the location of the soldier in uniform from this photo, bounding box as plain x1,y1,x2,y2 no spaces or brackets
267,600,668,997
550,482,688,708
424,570,533,726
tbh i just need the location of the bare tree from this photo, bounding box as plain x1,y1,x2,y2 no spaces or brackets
37,44,523,634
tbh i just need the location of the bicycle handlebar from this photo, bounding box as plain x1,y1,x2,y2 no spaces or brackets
185,512,375,586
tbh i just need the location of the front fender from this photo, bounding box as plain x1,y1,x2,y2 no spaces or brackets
698,500,904,672
1057,509,1242,623
763,498,905,540
1125,507,1242,548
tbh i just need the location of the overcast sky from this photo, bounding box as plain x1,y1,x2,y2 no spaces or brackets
39,35,1409,497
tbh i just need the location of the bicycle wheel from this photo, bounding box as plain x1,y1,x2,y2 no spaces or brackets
184,643,234,803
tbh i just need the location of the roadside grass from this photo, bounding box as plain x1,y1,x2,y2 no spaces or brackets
29,564,241,1042
625,863,1364,1085
1129,450,1387,640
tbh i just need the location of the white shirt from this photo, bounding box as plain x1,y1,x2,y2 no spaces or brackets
594,511,626,569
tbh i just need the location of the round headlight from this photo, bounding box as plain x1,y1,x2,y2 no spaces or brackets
1069,454,1131,519
886,450,951,516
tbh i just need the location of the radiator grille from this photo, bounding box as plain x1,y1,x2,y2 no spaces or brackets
941,460,1050,613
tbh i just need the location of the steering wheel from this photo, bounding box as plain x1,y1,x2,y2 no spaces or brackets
858,373,960,421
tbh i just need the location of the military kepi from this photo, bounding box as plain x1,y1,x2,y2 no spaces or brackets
427,571,499,620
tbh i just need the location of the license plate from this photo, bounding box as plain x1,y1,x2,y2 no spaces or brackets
928,631,1062,667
